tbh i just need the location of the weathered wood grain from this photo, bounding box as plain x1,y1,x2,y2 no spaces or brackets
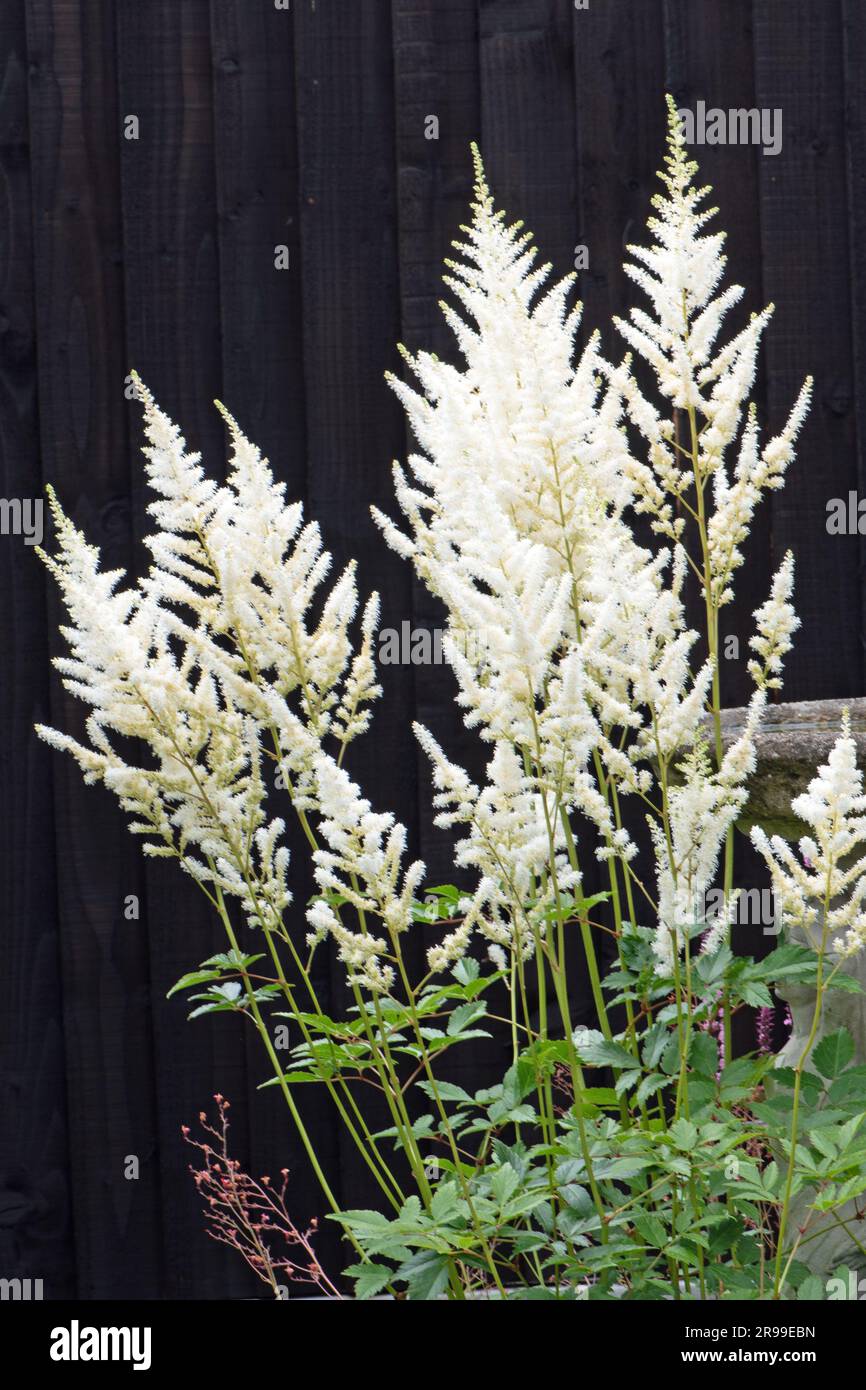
24,0,161,1298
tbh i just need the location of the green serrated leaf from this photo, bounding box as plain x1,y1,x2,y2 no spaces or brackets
813,1028,855,1079
798,1274,826,1301
490,1164,521,1207
167,969,222,998
689,1030,721,1077
417,1079,473,1106
669,1118,699,1151
632,1211,668,1248
574,1031,638,1070
398,1250,451,1301
345,1262,392,1299
615,1069,641,1095
446,1000,487,1037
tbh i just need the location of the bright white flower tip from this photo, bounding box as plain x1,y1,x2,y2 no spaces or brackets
615,99,809,566
306,898,337,946
615,99,732,408
834,913,866,961
762,376,813,469
328,918,394,994
333,593,382,748
792,714,866,825
304,900,395,990
426,920,472,975
413,723,479,829
748,552,800,689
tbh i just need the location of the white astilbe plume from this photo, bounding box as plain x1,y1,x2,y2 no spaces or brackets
36,382,388,948
413,726,580,968
748,550,800,690
306,754,425,992
614,94,751,418
707,387,811,608
373,142,694,964
133,381,381,820
611,96,811,602
35,486,290,931
751,714,866,962
646,551,796,974
651,698,762,973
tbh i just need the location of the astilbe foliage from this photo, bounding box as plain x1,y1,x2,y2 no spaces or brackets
36,99,866,1301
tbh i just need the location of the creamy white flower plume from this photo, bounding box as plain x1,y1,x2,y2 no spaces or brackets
36,384,386,951
751,713,866,960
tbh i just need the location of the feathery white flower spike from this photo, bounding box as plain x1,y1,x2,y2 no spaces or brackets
36,383,388,956
751,713,866,961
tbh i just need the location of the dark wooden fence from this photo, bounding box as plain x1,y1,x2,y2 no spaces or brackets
1,0,864,1299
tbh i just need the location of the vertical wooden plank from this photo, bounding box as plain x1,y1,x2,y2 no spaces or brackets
116,0,249,1298
663,0,762,308
293,0,419,1227
208,0,322,1266
209,0,306,473
754,0,861,699
480,0,577,286
571,0,664,672
0,0,74,1298
572,0,666,338
24,0,161,1298
391,0,478,356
